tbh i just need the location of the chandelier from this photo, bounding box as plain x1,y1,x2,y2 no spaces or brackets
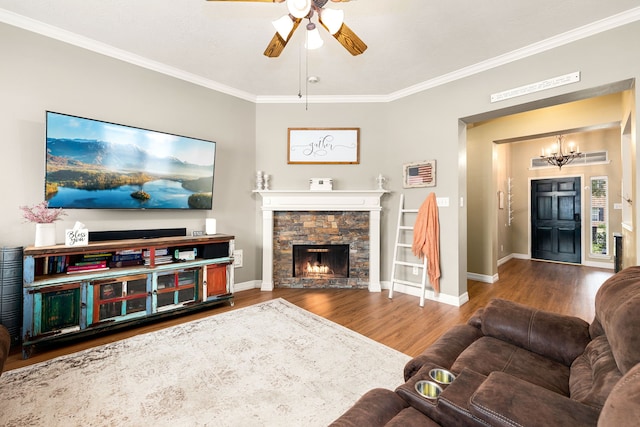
540,135,583,169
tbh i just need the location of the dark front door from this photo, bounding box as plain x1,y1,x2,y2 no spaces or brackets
531,177,581,264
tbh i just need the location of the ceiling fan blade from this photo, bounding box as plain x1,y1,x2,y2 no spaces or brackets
321,22,367,56
263,18,301,57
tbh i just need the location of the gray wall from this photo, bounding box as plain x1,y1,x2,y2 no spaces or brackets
0,23,258,284
256,21,640,301
2,19,640,302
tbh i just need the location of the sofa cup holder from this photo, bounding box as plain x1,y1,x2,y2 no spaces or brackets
429,368,456,385
415,380,443,400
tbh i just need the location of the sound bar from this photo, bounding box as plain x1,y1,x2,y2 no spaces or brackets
89,228,187,242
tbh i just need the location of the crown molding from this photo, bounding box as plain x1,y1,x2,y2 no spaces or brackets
385,6,640,102
2,6,639,104
0,8,257,103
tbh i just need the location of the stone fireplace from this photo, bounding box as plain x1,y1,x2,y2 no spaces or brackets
255,190,388,291
275,211,367,288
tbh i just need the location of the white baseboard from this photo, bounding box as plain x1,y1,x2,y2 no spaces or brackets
582,260,614,269
466,272,498,283
497,254,513,266
380,280,469,307
469,252,529,283
509,252,613,269
233,280,262,292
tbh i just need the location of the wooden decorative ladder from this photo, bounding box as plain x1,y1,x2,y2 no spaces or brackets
388,194,429,307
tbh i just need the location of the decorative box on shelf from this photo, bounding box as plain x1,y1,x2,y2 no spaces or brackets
65,222,89,247
309,178,333,191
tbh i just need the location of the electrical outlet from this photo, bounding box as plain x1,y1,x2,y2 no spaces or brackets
233,249,243,268
412,266,419,275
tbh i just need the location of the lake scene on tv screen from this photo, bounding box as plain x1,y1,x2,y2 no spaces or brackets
45,112,215,209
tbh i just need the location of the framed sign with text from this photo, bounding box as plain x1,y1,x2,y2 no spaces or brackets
287,128,360,164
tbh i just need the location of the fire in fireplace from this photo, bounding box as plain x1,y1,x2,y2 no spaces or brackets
293,244,349,278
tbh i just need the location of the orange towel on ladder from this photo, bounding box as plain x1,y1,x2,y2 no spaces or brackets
411,192,441,293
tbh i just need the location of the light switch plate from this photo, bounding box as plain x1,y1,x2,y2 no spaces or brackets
436,197,449,207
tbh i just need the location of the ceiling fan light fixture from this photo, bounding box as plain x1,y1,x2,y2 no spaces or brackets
305,24,324,50
272,14,294,40
287,0,312,19
320,8,344,35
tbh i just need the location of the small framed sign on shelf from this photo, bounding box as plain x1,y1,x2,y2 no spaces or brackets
288,128,359,164
402,160,436,188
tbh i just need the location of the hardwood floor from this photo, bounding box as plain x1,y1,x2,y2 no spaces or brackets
4,259,614,371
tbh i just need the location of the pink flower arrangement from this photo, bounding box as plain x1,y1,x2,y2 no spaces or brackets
19,201,66,224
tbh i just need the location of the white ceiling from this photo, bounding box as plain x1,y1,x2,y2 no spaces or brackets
1,0,640,102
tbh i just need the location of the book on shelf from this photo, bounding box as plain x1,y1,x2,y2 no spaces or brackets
143,248,169,257
109,259,145,268
66,260,108,273
144,255,173,265
66,266,110,274
81,252,113,259
115,249,143,255
112,253,143,262
44,255,70,275
73,259,110,267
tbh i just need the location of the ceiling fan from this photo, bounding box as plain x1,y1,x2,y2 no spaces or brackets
206,0,367,57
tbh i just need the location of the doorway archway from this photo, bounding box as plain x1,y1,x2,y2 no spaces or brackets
462,79,634,282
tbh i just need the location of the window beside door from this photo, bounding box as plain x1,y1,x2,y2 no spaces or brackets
590,176,608,256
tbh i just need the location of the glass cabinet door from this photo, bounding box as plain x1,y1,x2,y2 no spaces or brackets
93,275,149,322
97,282,123,321
156,273,177,308
177,271,196,303
155,268,199,311
125,277,148,315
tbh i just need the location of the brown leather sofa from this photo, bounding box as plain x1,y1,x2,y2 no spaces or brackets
330,266,640,426
0,324,10,375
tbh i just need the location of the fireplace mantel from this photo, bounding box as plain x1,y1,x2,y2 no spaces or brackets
254,190,389,292
254,190,388,211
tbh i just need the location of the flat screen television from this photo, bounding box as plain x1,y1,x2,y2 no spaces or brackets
45,111,216,210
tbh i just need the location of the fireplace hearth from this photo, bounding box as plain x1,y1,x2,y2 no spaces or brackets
293,244,349,279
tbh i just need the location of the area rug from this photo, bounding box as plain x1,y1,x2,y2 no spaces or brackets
0,298,410,426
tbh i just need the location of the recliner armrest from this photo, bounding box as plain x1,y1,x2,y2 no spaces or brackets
470,372,600,427
404,324,483,381
328,388,409,427
481,298,591,366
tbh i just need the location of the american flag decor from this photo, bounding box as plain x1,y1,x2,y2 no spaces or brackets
403,160,436,188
